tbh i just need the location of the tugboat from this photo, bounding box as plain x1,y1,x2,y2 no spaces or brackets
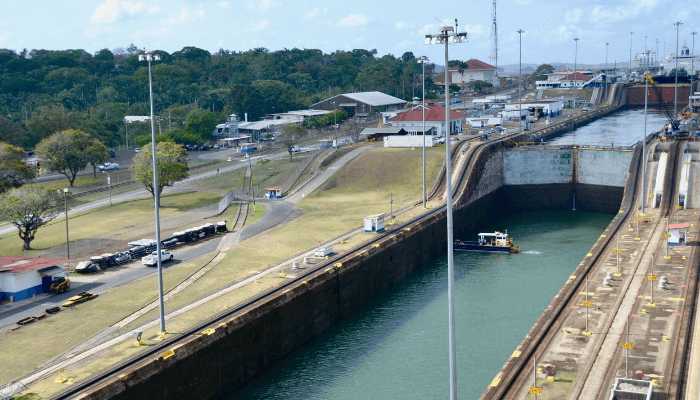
454,231,520,253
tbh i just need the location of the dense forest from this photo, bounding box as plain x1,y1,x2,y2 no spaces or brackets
0,45,439,149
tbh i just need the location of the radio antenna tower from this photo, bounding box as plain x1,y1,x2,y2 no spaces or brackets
490,0,498,70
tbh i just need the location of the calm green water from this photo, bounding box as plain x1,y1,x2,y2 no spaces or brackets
228,210,612,400
550,108,667,146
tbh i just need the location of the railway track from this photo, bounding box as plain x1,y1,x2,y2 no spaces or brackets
48,128,508,399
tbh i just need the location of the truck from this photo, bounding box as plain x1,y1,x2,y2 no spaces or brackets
142,250,174,266
98,162,120,171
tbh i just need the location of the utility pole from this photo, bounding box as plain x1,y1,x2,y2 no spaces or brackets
518,29,524,134
574,38,580,115
691,32,697,111
674,21,683,116
605,42,610,104
630,32,634,74
64,188,69,259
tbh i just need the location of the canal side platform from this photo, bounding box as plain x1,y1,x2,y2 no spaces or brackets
482,140,700,399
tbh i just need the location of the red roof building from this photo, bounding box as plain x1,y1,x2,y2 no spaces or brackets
0,257,70,301
448,59,500,88
387,105,466,135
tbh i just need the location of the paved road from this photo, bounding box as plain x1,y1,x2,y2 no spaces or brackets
0,237,221,330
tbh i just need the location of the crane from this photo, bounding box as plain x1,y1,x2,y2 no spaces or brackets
645,73,682,137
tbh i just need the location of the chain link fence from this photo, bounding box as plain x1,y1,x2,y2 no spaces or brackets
40,188,235,259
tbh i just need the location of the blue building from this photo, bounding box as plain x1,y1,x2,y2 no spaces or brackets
0,257,69,301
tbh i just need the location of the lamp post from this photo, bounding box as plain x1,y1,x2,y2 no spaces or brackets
518,29,524,134
418,56,429,208
630,32,634,74
574,38,580,115
674,21,683,116
138,50,166,334
63,188,69,258
643,71,649,214
605,42,610,104
690,32,697,111
425,22,467,400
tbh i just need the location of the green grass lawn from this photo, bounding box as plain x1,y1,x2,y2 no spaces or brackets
3,146,444,391
0,256,212,384
0,191,221,256
193,156,306,193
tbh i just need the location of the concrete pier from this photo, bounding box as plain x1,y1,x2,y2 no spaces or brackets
481,140,700,399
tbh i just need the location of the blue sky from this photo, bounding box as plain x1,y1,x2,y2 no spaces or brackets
1,0,699,66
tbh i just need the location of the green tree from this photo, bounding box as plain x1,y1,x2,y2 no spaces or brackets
0,186,62,250
278,124,306,161
84,139,108,178
470,80,493,92
35,129,91,187
131,141,188,206
535,64,554,75
184,109,218,142
0,142,36,193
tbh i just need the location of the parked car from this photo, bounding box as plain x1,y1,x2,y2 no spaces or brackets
213,144,220,149
142,250,174,267
200,145,210,151
181,145,189,150
134,147,141,153
98,162,120,172
291,145,301,152
435,137,446,144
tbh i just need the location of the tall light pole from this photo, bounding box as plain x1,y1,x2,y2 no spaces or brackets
425,22,467,400
643,72,649,214
605,42,610,104
138,50,166,334
656,39,659,67
518,29,524,134
574,38,580,115
418,56,429,208
63,188,69,258
674,21,682,116
691,32,697,111
630,32,634,74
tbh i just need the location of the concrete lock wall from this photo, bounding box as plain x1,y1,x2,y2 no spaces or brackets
83,143,636,400
504,149,572,185
578,149,632,187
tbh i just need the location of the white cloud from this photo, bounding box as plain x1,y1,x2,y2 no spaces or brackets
565,9,582,24
84,25,120,38
90,0,121,24
463,24,484,36
168,7,205,25
217,38,224,47
89,0,145,24
0,33,8,44
217,1,230,8
396,21,408,30
337,13,368,27
147,5,160,14
304,7,325,20
122,1,144,14
247,0,280,11
418,24,435,35
249,19,270,31
129,27,172,39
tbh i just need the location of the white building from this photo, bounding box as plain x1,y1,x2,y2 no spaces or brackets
504,100,564,118
449,59,500,87
0,257,69,302
536,69,593,89
559,73,592,88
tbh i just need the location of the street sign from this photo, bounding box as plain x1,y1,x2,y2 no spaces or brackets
529,388,542,395
615,249,622,254
634,217,641,221
665,234,672,238
622,342,634,349
582,301,592,307
648,276,657,281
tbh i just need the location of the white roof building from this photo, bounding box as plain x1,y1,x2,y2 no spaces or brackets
311,91,407,116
